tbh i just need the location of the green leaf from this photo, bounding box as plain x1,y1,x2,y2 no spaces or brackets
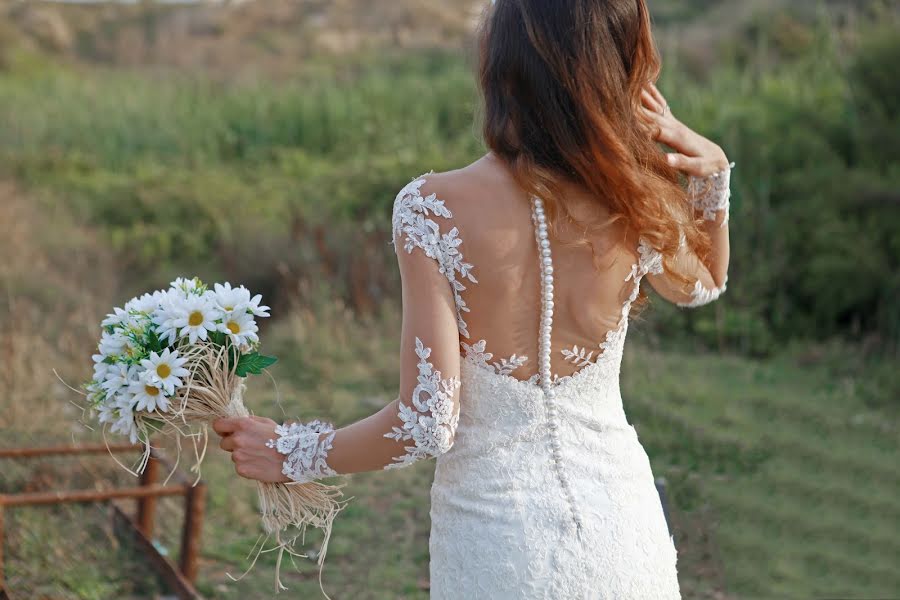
209,330,227,348
145,328,163,354
234,352,278,377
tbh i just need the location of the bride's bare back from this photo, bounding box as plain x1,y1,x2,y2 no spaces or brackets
423,154,648,383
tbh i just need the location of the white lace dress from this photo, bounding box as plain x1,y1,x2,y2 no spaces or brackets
267,164,733,599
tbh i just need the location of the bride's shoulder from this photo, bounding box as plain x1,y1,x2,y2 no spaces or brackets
396,155,523,221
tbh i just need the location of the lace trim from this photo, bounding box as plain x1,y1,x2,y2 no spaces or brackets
384,337,461,470
677,277,728,308
461,339,528,377
391,175,478,338
688,162,735,227
561,237,664,368
266,419,338,483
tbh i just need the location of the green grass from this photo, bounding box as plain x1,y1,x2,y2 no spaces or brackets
622,334,900,598
2,225,896,598
1,4,897,598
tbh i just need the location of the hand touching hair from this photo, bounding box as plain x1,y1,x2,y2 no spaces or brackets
480,0,712,277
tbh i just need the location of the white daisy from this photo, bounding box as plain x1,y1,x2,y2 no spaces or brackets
101,306,129,328
247,293,270,318
217,311,259,347
155,293,220,345
172,294,220,344
212,282,251,313
125,290,165,314
96,399,118,425
98,330,128,357
170,277,201,296
101,362,139,401
139,348,189,395
110,404,139,443
152,291,182,345
129,373,170,413
92,353,111,382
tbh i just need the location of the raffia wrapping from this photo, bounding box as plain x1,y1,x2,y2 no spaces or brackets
136,343,347,594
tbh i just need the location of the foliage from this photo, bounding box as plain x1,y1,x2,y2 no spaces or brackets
1,17,896,354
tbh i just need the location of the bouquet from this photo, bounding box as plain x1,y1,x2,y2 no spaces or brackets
83,277,344,590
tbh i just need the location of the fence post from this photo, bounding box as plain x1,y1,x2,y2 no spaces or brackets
137,453,159,537
0,499,6,592
179,482,206,583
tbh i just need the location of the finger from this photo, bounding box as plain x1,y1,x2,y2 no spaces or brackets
639,108,664,140
666,153,706,177
649,82,668,108
212,417,242,436
641,108,680,146
219,435,236,452
641,89,663,113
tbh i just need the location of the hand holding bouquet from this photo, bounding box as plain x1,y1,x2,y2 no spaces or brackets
83,277,344,591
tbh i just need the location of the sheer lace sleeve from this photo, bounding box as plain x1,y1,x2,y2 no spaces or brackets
265,176,463,482
645,163,734,308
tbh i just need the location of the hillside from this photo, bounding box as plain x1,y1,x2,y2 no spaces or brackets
1,0,897,598
2,0,893,76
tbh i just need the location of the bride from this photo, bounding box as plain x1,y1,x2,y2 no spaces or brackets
213,0,732,597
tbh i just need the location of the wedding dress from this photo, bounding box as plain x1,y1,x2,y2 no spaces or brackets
267,161,732,599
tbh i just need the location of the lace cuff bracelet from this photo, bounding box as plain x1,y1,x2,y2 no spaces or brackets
688,162,735,226
266,419,338,483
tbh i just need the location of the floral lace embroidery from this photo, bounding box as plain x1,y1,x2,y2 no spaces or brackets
384,337,461,470
560,345,596,368
461,339,528,377
677,277,728,308
391,176,478,338
688,162,735,226
266,419,338,483
561,238,664,370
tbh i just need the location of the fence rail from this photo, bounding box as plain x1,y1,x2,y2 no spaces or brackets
0,443,204,600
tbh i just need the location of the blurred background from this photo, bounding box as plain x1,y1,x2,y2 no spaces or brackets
0,0,898,598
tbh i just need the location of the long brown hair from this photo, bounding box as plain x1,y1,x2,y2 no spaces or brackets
478,0,707,278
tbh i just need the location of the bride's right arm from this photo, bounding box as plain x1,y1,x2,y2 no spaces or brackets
212,177,464,484
640,83,733,308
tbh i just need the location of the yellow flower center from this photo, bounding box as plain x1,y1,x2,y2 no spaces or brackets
156,364,171,379
226,321,241,335
188,311,204,327
144,385,160,397
224,305,234,311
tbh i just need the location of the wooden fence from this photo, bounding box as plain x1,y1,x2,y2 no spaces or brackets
0,443,204,600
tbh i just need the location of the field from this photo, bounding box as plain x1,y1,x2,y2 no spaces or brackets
1,0,898,598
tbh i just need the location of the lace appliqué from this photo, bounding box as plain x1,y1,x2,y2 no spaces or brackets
677,277,728,308
392,176,478,338
561,238,664,369
462,339,528,377
688,162,735,226
266,419,338,483
384,337,461,470
561,345,595,368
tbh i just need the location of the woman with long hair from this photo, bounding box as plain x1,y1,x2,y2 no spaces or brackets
213,1,732,597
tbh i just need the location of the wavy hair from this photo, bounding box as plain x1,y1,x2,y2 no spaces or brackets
478,0,708,280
